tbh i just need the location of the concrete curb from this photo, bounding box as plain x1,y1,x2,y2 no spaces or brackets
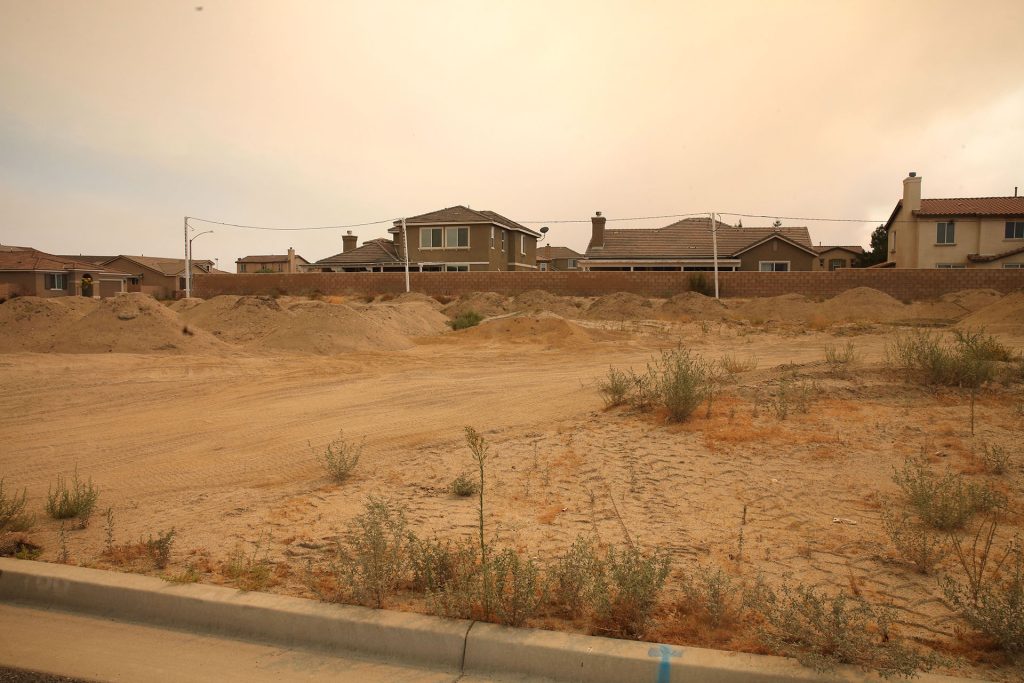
0,559,978,682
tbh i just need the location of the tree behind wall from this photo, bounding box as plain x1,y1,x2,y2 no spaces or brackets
858,225,888,267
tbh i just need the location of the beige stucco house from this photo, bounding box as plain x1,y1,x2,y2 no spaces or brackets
236,248,309,274
0,246,131,299
884,173,1024,269
537,246,583,271
581,213,818,271
812,245,864,271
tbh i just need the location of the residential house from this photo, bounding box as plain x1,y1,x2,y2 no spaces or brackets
581,213,817,271
236,248,309,274
387,206,541,271
305,231,404,272
80,255,225,299
813,245,864,271
0,246,131,299
537,246,584,271
884,173,1024,269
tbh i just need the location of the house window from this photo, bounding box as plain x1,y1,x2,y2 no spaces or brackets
936,221,955,244
239,263,247,273
1002,263,1023,269
1006,222,1024,239
539,263,548,272
45,273,67,290
936,263,966,269
420,227,443,249
501,231,506,251
759,261,789,272
490,226,495,249
444,264,469,272
520,235,526,256
828,258,845,271
445,226,469,248
567,259,577,269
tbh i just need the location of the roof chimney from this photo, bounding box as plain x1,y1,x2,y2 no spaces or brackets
342,230,358,253
287,246,296,272
903,172,922,212
589,211,606,250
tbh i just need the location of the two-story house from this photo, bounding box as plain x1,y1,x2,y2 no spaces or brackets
884,173,1024,269
387,206,540,272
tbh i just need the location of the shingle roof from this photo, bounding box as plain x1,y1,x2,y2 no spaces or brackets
585,217,813,260
0,248,132,274
235,254,310,264
917,197,1024,217
391,205,540,237
56,255,117,265
314,238,401,266
815,245,865,255
106,255,216,277
537,246,584,261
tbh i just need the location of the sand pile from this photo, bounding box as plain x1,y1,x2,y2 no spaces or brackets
940,289,1004,313
585,292,657,320
258,300,414,354
816,287,907,321
361,301,450,337
508,290,586,318
0,296,99,351
168,298,204,313
443,292,509,318
455,313,600,347
390,292,445,310
52,293,225,354
958,292,1024,335
725,293,815,322
658,292,729,320
182,295,288,344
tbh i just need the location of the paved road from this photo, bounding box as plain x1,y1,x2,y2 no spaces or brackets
0,604,498,683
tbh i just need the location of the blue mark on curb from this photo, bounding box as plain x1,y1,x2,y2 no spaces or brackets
647,644,682,683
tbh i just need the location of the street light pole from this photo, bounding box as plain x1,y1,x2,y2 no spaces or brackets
711,212,720,300
401,217,410,293
187,229,214,297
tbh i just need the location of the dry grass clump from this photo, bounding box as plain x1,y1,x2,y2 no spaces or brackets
887,329,1013,387
980,444,1012,475
0,479,33,534
677,563,747,629
549,535,602,619
312,431,363,482
449,310,484,330
223,540,274,591
45,468,99,527
881,506,948,574
824,342,857,376
448,472,477,497
893,457,1005,531
719,353,758,375
597,367,631,407
598,347,716,423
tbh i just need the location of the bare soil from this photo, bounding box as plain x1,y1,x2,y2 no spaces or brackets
1,287,1022,680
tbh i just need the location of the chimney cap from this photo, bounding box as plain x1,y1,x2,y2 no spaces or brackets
908,171,917,178
346,230,352,235
595,211,602,217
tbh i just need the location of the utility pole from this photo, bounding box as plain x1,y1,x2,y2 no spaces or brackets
184,217,191,299
401,217,410,293
710,212,720,300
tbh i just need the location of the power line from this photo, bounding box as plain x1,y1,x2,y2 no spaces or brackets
518,212,710,224
186,216,395,231
718,212,884,224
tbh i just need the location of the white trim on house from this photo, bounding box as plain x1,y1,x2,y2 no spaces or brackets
758,261,790,272
935,263,967,269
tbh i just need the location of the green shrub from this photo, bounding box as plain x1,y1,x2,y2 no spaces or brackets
549,535,601,618
449,311,484,330
592,545,671,639
893,458,1005,531
757,583,938,678
410,536,477,594
597,367,632,407
490,547,542,626
448,472,478,497
0,479,33,533
887,329,1010,387
880,506,947,574
940,517,1024,655
45,468,99,526
678,563,746,628
312,431,363,482
146,529,176,569
340,495,412,608
652,347,713,423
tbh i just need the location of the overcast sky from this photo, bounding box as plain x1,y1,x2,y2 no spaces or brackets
2,0,1023,269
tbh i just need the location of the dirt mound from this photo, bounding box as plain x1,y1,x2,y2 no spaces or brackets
658,292,728,320
181,295,288,344
259,300,414,354
455,313,599,347
443,292,510,318
52,293,226,354
508,289,586,318
169,298,204,313
361,301,450,337
958,291,1024,335
390,292,445,310
817,287,907,321
0,296,100,351
585,292,658,320
725,293,815,322
940,289,1004,313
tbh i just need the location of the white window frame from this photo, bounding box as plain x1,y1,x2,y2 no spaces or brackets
45,273,67,290
935,263,966,269
936,221,955,245
520,234,526,256
490,226,494,249
758,261,790,272
828,258,845,271
567,259,577,269
1001,263,1023,269
1005,222,1024,240
419,227,443,249
444,226,469,249
500,230,506,252
444,264,469,272
539,262,548,272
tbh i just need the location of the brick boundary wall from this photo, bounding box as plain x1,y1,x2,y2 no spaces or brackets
194,269,1024,302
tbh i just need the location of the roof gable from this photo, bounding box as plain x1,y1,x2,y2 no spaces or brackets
393,205,540,237
0,248,132,275
314,238,400,265
537,246,584,261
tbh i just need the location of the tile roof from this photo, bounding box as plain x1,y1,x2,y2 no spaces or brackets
967,244,1024,263
537,246,584,261
314,238,401,266
56,255,116,265
391,205,540,236
235,254,310,264
0,248,132,274
107,255,216,277
916,197,1024,217
585,217,813,260
815,245,865,255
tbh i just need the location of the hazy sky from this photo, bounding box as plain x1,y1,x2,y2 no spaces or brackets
2,0,1023,269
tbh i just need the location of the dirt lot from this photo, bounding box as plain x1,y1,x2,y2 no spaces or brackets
1,288,1022,679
